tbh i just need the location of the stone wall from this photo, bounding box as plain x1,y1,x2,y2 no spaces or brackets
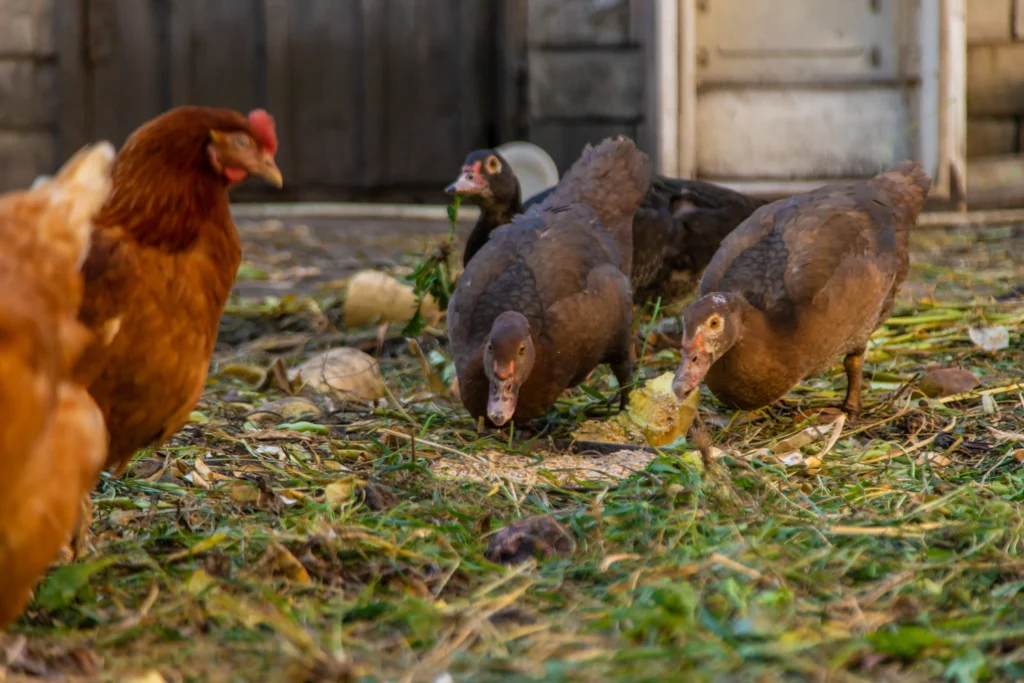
966,0,1024,157
0,0,56,191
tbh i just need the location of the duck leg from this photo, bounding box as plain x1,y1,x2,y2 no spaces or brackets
610,336,637,412
841,351,865,418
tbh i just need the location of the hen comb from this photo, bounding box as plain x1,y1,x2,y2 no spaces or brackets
247,109,278,155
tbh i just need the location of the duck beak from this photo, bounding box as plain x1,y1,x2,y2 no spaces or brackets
673,336,710,400
446,169,487,196
487,363,519,427
253,150,283,188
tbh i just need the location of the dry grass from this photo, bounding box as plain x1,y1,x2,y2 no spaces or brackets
3,225,1023,683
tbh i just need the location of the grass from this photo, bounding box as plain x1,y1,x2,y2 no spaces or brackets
4,226,1024,683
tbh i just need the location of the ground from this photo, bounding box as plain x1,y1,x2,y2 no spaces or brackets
3,218,1022,683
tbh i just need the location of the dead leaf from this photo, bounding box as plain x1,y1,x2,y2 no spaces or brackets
227,482,261,504
187,468,210,490
773,423,833,455
290,347,386,402
324,477,364,507
987,427,1024,442
344,269,440,328
1012,449,1024,463
247,396,322,424
968,325,1010,352
918,368,980,398
253,542,312,584
218,363,269,388
485,516,576,565
916,452,951,467
122,673,167,683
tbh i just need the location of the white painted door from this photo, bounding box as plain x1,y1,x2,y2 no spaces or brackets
654,0,966,204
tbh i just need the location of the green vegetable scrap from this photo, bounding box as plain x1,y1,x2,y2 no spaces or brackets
402,195,462,336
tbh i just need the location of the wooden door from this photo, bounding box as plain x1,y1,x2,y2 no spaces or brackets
56,0,521,201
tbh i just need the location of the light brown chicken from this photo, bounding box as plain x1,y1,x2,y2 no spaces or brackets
0,142,115,628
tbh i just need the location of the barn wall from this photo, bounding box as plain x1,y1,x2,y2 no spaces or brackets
0,0,56,190
0,1,1021,193
523,0,653,172
966,0,1024,157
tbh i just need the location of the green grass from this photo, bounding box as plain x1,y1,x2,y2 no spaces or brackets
4,228,1024,683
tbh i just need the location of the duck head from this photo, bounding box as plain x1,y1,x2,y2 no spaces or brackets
446,150,521,210
673,293,742,399
483,311,536,426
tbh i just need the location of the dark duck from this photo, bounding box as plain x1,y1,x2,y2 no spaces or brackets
447,148,766,305
672,161,931,418
447,137,651,427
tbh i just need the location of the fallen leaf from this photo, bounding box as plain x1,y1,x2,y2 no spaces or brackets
918,367,980,398
344,269,439,328
253,542,312,584
1012,449,1024,462
36,559,117,610
247,396,322,424
987,427,1024,442
324,477,363,507
290,347,386,402
187,469,210,490
218,363,269,388
194,457,213,479
122,672,167,683
227,482,261,504
968,325,1010,352
916,452,951,467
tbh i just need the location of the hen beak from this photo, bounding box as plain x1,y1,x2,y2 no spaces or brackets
487,373,519,427
253,151,283,188
446,171,486,196
672,336,711,400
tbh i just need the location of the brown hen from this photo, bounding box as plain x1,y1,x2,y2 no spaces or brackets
0,142,115,627
70,107,282,549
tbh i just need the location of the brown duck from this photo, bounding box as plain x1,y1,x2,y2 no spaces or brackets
447,149,765,304
672,161,931,417
447,138,651,426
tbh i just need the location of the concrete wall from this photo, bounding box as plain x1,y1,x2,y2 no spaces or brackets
0,0,55,191
966,0,1024,157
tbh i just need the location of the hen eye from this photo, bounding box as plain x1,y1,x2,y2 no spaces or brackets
234,135,254,148
708,316,721,330
485,155,501,175
518,344,526,355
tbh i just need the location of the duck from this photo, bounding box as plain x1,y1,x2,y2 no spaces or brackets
447,137,650,427
446,148,766,304
671,161,931,417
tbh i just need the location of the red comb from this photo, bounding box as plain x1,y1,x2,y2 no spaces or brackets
247,109,278,154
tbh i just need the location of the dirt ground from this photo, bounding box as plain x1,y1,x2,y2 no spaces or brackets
234,215,1024,303
4,214,1022,683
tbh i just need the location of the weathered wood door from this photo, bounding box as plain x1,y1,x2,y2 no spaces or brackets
57,0,520,201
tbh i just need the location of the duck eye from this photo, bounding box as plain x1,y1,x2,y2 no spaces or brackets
485,155,501,174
